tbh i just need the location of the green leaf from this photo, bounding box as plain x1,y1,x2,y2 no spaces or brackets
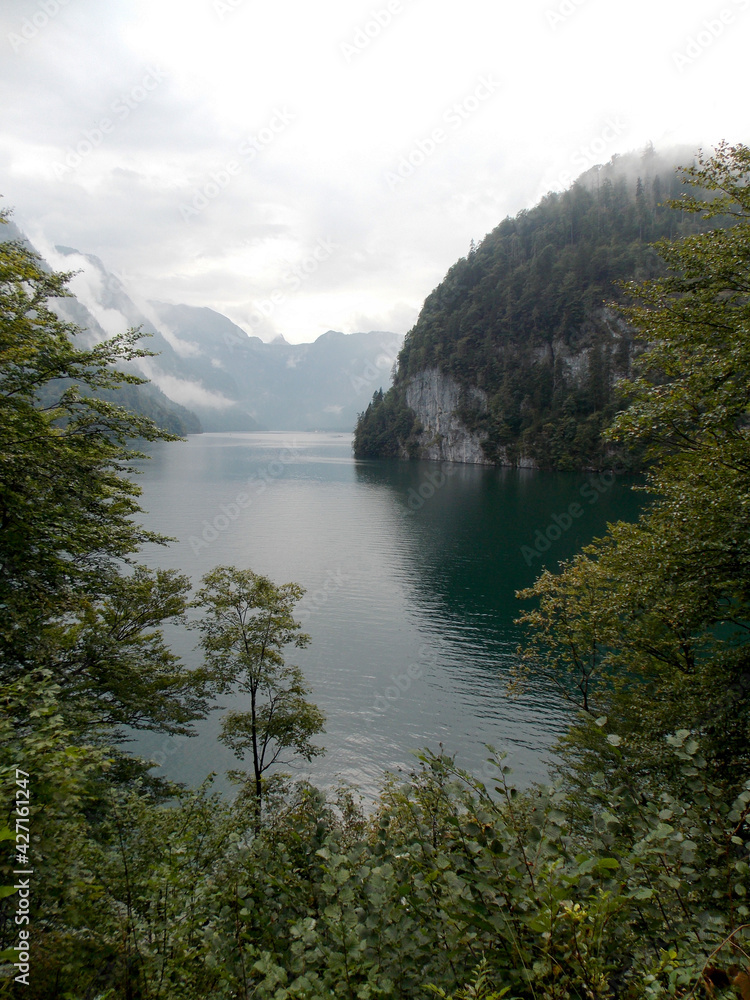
631,887,654,900
596,857,620,870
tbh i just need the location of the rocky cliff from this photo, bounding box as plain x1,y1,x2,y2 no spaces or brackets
404,369,492,465
354,146,710,471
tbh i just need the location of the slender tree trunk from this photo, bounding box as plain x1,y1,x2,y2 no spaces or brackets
253,767,262,834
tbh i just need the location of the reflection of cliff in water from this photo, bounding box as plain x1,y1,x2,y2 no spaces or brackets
354,458,645,653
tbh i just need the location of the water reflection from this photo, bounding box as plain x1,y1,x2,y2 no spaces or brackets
130,433,643,800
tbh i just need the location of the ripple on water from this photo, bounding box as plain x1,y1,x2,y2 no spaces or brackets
128,433,642,800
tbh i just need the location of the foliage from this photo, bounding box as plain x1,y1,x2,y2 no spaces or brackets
192,566,325,818
0,216,168,608
426,959,512,1000
515,142,750,796
0,209,210,742
613,142,750,463
355,147,717,469
5,147,750,999
4,745,748,1000
353,386,421,459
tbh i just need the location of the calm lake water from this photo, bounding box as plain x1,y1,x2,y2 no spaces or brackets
130,432,643,800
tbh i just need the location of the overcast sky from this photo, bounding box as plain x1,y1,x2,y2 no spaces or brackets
1,0,748,344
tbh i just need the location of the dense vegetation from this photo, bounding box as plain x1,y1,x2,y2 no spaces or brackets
2,143,750,999
354,146,723,469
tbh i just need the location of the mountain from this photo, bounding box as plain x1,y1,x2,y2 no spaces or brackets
2,217,403,434
149,301,402,432
48,247,267,432
0,221,201,436
353,145,712,471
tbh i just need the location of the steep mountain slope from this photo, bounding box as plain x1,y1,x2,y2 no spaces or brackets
48,246,403,432
0,222,201,435
354,146,712,470
150,302,402,431
52,247,265,432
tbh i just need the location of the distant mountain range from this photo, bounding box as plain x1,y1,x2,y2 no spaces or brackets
145,299,402,432
1,220,402,434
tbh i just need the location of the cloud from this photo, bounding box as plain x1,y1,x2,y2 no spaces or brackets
2,0,748,343
137,360,235,411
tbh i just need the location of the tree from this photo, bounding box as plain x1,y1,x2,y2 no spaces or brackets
353,148,712,469
1,214,166,617
516,143,750,792
613,141,750,465
0,209,209,739
192,566,325,822
55,564,211,738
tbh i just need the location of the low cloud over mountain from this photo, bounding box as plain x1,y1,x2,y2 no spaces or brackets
30,235,403,432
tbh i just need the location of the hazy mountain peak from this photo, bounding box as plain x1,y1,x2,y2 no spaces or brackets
9,223,403,433
54,244,111,277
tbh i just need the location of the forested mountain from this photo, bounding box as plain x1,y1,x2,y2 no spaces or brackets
355,145,716,469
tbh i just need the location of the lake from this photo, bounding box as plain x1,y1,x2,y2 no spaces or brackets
130,431,644,801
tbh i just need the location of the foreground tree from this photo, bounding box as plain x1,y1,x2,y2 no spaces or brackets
0,209,209,738
0,208,215,992
517,143,750,791
192,566,325,822
1,213,164,616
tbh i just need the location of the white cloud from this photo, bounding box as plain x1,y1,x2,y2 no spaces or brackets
137,360,235,411
2,0,748,343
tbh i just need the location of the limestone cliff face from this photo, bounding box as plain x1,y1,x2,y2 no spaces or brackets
364,305,631,468
401,314,628,468
404,369,494,465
